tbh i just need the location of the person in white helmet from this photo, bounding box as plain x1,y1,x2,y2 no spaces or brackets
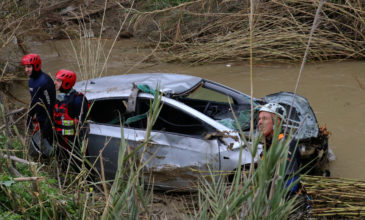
257,103,301,192
257,103,287,141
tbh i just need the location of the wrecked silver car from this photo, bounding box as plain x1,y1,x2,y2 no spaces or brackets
74,73,329,189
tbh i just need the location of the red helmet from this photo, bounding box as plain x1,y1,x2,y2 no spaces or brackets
21,53,42,72
55,69,77,90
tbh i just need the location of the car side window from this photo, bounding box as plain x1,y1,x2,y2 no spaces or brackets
137,98,215,136
89,98,129,125
89,97,215,136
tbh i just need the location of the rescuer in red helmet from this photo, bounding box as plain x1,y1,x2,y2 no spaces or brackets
53,69,89,167
21,53,56,158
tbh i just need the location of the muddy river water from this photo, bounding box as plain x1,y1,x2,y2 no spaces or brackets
11,39,365,181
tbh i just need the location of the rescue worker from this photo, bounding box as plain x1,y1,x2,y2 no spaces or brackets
21,53,56,157
53,69,89,167
257,103,301,191
257,102,312,219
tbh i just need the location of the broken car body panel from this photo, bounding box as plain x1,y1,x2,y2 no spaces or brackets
263,92,319,140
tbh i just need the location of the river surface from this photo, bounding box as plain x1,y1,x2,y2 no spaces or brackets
11,39,365,180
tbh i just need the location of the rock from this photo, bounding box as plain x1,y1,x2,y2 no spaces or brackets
119,31,133,39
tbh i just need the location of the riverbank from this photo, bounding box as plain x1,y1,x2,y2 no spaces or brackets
1,0,364,70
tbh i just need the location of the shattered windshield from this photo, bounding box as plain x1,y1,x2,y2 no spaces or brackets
178,85,254,132
186,86,234,103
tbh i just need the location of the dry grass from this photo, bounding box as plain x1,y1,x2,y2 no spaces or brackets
129,0,365,64
302,175,365,219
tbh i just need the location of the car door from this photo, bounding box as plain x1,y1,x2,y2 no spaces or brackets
86,97,145,180
135,96,221,190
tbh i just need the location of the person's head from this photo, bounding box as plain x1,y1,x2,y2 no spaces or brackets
54,69,76,93
257,103,287,138
21,53,42,77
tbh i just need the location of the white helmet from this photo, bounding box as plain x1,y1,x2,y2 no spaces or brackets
258,103,287,122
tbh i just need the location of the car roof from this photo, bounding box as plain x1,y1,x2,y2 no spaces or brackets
74,73,203,100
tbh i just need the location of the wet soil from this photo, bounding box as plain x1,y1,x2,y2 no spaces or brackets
10,39,365,182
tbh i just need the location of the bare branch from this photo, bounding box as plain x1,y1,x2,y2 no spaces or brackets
1,154,36,165
14,176,45,182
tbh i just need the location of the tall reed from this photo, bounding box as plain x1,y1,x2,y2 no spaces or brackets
66,0,136,81
129,0,365,64
193,119,300,219
101,87,163,219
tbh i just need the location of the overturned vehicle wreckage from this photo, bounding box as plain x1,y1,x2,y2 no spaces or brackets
74,73,331,190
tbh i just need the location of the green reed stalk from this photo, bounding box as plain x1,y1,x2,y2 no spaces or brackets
101,89,162,219
194,118,299,219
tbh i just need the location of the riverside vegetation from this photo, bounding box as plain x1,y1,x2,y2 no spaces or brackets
0,0,365,219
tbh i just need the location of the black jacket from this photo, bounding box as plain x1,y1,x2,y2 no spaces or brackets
28,70,56,131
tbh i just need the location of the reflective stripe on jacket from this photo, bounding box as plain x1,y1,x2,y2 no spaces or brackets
54,101,79,136
53,91,87,136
